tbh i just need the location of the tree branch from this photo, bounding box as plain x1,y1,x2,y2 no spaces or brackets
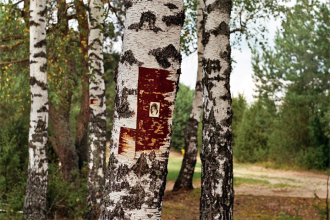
0,58,29,66
0,35,25,42
0,41,25,51
108,0,125,30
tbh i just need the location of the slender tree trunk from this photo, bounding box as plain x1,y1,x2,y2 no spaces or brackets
173,0,204,192
49,100,79,181
87,0,106,218
75,0,90,169
200,0,234,219
99,0,184,219
75,75,90,169
23,0,49,219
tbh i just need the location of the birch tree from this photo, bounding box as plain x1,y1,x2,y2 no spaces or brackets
200,0,234,219
99,0,184,218
23,0,49,219
173,0,203,192
87,0,106,218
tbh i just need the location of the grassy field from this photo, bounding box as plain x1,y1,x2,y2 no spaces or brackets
163,153,327,220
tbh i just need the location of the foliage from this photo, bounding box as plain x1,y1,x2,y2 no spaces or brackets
250,0,330,169
0,119,28,220
46,165,88,219
234,98,274,162
171,83,194,150
231,94,248,146
104,52,120,139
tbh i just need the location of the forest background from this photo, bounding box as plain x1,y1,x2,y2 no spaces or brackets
0,0,329,219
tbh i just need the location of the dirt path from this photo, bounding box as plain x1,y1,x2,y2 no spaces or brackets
233,163,329,198
166,152,329,198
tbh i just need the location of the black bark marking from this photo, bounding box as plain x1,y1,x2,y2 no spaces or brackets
29,21,40,26
30,60,38,64
101,151,170,218
120,50,143,66
211,21,230,36
115,87,135,118
39,63,47,72
206,0,232,14
33,51,47,58
122,184,146,209
89,52,103,60
164,3,178,10
30,76,48,90
202,58,221,73
132,153,149,177
128,11,163,33
148,44,181,69
162,10,185,27
37,106,48,113
124,0,133,9
37,7,47,16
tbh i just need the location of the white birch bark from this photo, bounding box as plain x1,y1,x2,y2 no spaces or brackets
173,0,204,191
87,0,106,218
99,0,184,219
23,0,49,219
200,0,234,219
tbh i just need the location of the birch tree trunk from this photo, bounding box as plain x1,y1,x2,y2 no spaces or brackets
173,0,204,192
87,0,106,218
99,0,184,219
23,0,49,219
200,0,234,219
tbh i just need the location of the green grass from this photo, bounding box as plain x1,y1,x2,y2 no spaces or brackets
167,156,270,188
166,155,201,181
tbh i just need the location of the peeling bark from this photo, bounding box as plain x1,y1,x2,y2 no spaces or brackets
199,0,234,219
173,0,204,192
87,0,107,218
99,0,184,219
23,0,49,219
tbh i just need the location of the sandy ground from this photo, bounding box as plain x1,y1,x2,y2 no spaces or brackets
107,147,329,199
166,151,329,198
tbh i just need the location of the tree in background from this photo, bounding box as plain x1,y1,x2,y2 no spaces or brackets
234,98,274,162
174,0,288,193
173,0,202,192
231,93,247,146
99,0,184,218
252,0,330,169
200,0,234,218
23,0,49,218
87,0,107,217
171,83,195,151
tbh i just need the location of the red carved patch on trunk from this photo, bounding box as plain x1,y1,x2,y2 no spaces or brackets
118,67,175,155
136,67,174,151
118,127,136,155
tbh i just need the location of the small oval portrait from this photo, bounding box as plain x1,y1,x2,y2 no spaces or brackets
149,102,160,118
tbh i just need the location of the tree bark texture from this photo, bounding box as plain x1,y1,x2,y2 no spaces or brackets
173,0,204,192
99,0,184,219
49,100,79,181
200,0,234,219
87,0,106,218
75,1,91,170
23,0,49,219
75,75,90,169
